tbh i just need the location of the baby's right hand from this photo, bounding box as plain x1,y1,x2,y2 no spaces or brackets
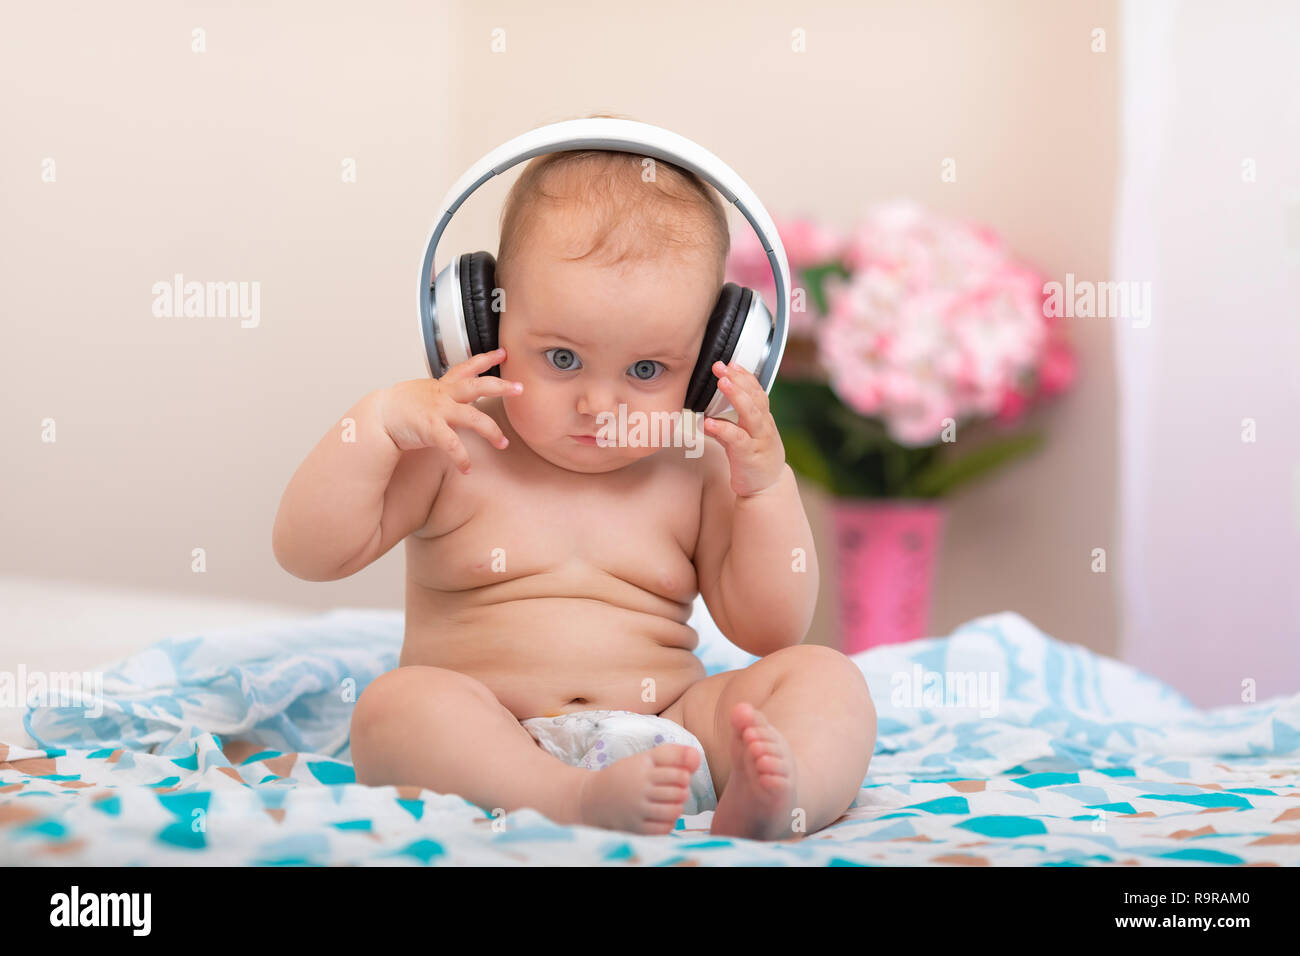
378,348,523,473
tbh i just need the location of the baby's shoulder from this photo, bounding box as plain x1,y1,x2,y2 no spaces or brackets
696,432,734,498
655,423,728,488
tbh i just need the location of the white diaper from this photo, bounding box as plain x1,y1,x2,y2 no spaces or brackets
521,709,717,815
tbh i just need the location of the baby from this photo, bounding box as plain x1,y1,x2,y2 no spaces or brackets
272,147,876,840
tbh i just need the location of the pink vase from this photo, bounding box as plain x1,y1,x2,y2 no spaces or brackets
831,499,945,654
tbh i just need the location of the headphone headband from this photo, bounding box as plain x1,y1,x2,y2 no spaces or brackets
418,118,790,394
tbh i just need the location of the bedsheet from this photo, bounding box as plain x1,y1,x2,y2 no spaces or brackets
3,610,1298,866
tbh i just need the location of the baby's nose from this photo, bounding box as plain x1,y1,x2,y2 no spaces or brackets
576,386,617,417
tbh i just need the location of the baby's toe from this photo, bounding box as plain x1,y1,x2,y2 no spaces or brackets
756,761,781,778
650,742,699,771
647,782,689,804
743,721,778,745
730,701,761,730
649,764,691,786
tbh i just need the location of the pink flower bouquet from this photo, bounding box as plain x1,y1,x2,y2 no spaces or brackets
727,201,1076,498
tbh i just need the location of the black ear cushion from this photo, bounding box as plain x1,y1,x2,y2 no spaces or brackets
685,283,752,413
459,251,501,376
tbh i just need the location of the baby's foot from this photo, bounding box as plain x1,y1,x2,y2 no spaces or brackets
575,743,700,835
709,702,798,841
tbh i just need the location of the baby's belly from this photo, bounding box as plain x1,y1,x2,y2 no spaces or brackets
399,593,707,722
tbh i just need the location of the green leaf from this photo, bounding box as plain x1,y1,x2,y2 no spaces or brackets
827,403,891,456
799,260,852,316
906,431,1046,498
781,428,834,491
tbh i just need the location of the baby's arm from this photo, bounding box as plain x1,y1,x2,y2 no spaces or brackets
272,389,436,581
272,348,518,581
693,361,819,657
695,443,819,657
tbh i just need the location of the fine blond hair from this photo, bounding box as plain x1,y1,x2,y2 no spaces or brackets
495,111,730,291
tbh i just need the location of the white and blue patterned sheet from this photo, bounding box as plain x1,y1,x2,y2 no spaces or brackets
3,610,1298,865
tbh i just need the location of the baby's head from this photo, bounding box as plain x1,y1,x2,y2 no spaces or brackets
493,126,730,474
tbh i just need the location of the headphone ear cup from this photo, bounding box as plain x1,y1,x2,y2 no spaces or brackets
685,283,752,413
459,251,501,376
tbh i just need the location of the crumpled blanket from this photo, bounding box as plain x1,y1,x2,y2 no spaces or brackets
4,609,1297,866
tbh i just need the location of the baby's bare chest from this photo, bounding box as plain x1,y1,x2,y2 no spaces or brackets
408,451,703,606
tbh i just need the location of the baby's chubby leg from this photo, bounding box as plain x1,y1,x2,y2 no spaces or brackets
351,666,700,835
664,644,876,840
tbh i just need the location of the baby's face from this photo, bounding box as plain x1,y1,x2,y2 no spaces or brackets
498,213,719,474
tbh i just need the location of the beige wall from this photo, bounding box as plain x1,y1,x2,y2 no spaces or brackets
0,1,1118,654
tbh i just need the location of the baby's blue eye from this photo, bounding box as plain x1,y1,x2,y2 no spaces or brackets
545,348,581,371
629,360,663,381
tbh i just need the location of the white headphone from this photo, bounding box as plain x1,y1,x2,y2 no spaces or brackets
417,118,791,420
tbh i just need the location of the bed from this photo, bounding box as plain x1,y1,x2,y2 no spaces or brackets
2,575,1297,866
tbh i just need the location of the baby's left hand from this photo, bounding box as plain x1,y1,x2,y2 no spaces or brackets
702,360,788,498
